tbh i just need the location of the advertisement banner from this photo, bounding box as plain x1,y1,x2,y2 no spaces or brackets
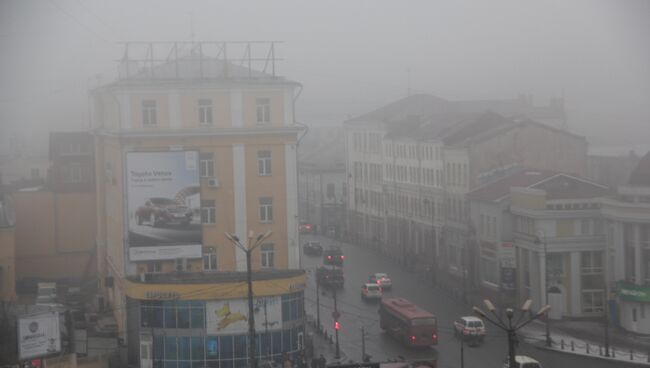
129,244,202,261
126,151,201,259
498,242,517,268
206,297,282,335
618,282,650,303
18,311,61,360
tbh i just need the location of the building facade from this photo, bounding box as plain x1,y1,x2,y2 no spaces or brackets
91,42,305,367
602,152,650,334
343,94,586,290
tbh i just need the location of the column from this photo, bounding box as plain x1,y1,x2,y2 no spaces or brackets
570,251,581,316
540,250,548,306
635,223,642,285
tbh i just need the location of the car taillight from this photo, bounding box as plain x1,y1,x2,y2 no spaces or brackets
410,335,416,343
340,255,345,260
432,334,438,341
327,256,332,260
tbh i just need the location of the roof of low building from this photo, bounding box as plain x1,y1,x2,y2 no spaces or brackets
468,169,609,202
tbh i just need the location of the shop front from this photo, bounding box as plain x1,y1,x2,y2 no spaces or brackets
617,282,650,334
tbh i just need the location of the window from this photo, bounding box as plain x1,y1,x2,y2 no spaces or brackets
261,243,275,268
582,290,604,314
581,219,592,236
30,168,40,179
198,99,213,125
326,183,335,199
200,152,215,177
62,163,84,183
256,97,271,124
203,247,217,271
142,100,157,126
259,197,273,222
201,200,216,224
174,258,187,272
147,261,162,273
257,150,272,176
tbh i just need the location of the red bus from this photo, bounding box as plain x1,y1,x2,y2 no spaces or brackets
379,297,438,347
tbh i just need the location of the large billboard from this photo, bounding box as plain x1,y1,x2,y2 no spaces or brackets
126,151,202,260
206,297,282,335
18,311,61,360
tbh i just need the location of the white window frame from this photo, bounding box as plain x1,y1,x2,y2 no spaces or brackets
259,197,273,223
203,247,217,271
142,100,157,126
582,289,604,314
256,97,271,124
201,200,216,225
200,152,215,178
261,243,275,269
257,150,272,176
62,163,84,183
147,261,162,273
198,99,213,125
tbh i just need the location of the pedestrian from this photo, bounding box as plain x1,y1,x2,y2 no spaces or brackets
318,354,326,368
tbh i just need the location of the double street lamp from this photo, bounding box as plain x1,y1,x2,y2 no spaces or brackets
473,299,550,368
224,230,273,368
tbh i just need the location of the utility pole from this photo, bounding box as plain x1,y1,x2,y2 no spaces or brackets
361,326,366,363
333,282,340,360
225,230,273,368
316,269,321,329
460,334,465,368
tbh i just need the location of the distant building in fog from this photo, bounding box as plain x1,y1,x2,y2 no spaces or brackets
343,93,585,294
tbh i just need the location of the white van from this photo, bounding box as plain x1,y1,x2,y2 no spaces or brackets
503,356,542,368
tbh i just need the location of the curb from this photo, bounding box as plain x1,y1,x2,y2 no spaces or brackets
534,341,650,366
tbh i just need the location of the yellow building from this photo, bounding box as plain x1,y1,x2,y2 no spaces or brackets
90,42,305,367
0,193,17,301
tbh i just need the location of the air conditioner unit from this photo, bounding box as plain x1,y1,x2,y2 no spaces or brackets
207,177,220,188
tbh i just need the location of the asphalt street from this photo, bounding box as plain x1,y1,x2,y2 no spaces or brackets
301,234,636,368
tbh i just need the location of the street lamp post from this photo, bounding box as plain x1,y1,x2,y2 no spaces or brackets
473,299,551,368
424,198,437,286
534,231,552,347
224,230,273,368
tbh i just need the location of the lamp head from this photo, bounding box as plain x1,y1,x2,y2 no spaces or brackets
505,308,514,319
521,299,532,312
472,306,487,318
537,304,551,317
483,299,496,312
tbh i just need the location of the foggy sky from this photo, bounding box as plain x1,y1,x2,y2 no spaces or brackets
1,0,649,155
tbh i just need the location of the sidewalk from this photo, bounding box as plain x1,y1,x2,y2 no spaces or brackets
305,315,348,366
520,319,650,365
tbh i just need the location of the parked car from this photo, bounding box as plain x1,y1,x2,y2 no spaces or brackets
303,241,323,256
453,316,486,345
323,246,345,266
369,273,392,289
299,222,313,234
316,267,344,288
135,197,193,227
361,283,383,301
502,355,542,368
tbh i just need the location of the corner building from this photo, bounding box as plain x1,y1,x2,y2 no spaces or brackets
90,42,305,367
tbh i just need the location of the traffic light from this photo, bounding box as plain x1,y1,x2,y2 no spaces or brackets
335,321,340,330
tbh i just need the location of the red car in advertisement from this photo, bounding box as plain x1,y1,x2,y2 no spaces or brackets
135,197,193,227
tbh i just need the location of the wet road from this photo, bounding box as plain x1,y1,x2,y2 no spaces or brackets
301,234,635,368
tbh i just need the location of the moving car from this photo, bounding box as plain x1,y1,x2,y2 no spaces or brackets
453,316,486,345
502,355,542,368
135,197,193,227
361,283,382,301
299,222,313,234
323,246,344,266
316,267,344,288
303,241,323,256
369,273,392,289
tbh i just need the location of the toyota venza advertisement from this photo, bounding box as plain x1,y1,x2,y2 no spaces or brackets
126,151,201,260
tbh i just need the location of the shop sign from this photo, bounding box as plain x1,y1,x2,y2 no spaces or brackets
618,282,650,303
18,311,61,360
206,296,282,335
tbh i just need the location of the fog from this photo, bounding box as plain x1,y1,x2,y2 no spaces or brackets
1,0,649,154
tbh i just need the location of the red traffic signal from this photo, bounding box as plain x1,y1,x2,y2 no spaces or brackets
335,321,340,330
